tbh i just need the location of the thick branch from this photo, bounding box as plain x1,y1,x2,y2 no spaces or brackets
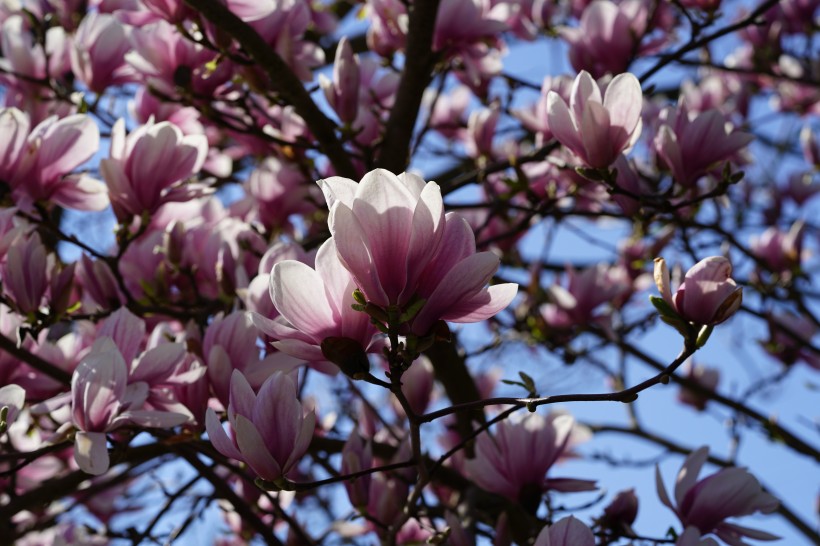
0,331,70,384
376,0,441,172
183,0,356,178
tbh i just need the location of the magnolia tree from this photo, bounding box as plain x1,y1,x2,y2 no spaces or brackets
0,0,818,544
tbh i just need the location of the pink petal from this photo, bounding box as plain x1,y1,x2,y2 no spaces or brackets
99,308,146,365
328,203,388,305
234,414,282,481
675,446,709,507
603,73,642,137
441,283,518,323
547,91,583,157
205,408,243,461
412,252,500,335
38,114,99,183
271,260,336,337
74,431,110,475
53,174,109,211
317,176,358,210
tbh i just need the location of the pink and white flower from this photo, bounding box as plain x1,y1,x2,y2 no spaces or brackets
464,412,595,508
319,169,517,336
100,118,208,220
653,257,742,326
547,71,643,169
205,370,315,483
656,446,779,543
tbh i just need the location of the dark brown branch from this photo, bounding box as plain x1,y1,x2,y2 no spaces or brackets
420,343,696,423
0,331,70,384
376,0,442,172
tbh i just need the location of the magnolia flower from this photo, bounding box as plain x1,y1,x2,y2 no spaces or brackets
676,527,720,546
541,262,633,330
547,70,643,169
341,432,373,509
70,12,133,93
653,257,742,326
598,489,639,535
763,311,820,370
256,238,381,377
205,370,315,483
560,0,649,78
654,102,753,187
656,446,779,543
0,108,106,211
319,36,360,124
319,169,517,336
464,412,595,509
1,232,52,314
751,221,804,277
71,337,190,475
0,383,25,435
100,118,208,220
533,516,595,546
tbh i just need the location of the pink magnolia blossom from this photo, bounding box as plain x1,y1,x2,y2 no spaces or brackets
70,337,190,474
465,104,500,159
676,527,720,546
231,157,315,233
0,108,107,211
392,356,435,418
76,254,125,312
560,0,650,78
656,446,779,543
341,432,373,509
319,37,360,124
0,383,25,434
598,488,639,535
319,169,517,336
256,238,381,376
126,20,234,98
240,0,325,82
100,118,208,220
750,221,804,277
513,74,574,146
764,311,820,370
547,70,643,169
141,0,193,22
366,0,409,56
653,257,742,326
427,85,472,140
464,412,595,508
204,311,300,406
654,102,753,187
205,370,315,483
541,262,634,330
70,12,134,93
0,15,74,123
1,232,52,315
533,516,595,546
433,0,508,90
494,0,554,40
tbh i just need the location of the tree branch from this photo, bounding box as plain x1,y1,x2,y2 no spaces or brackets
183,0,357,178
376,0,441,172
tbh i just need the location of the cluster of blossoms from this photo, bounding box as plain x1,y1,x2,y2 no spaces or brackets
0,0,817,544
